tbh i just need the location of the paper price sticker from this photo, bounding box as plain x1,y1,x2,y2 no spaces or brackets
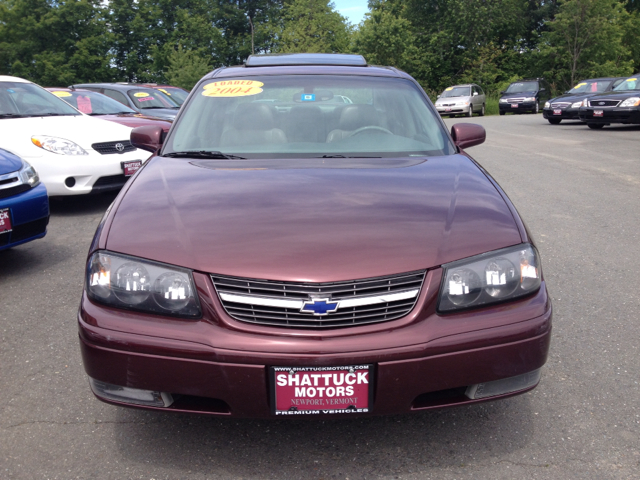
158,88,170,95
573,83,587,88
52,91,72,97
626,78,637,82
133,92,150,98
202,80,264,97
445,87,453,91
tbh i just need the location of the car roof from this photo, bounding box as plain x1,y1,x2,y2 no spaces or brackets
71,83,159,91
0,75,32,83
445,84,476,88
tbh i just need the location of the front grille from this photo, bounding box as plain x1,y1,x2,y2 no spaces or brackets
212,271,426,329
506,97,525,103
588,100,620,107
550,102,571,108
91,141,136,155
0,184,30,199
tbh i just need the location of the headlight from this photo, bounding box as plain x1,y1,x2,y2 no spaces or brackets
544,102,550,108
31,136,88,155
571,101,582,108
86,251,201,318
438,244,542,313
524,97,536,102
499,98,507,103
620,97,640,107
18,159,40,187
581,98,589,107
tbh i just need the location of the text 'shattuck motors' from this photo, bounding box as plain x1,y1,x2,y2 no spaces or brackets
79,54,552,417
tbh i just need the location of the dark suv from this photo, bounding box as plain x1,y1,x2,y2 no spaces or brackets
70,83,180,120
499,78,550,115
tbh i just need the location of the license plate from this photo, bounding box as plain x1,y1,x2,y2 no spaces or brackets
0,208,12,234
511,104,518,108
553,109,562,115
122,160,142,177
594,110,604,117
445,108,451,112
271,365,373,416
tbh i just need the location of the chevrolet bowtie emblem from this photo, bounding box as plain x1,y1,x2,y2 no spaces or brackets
301,298,339,316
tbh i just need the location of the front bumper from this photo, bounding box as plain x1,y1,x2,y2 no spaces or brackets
25,150,148,196
542,107,580,120
579,107,640,124
436,105,471,115
499,101,536,113
0,183,49,250
78,270,553,417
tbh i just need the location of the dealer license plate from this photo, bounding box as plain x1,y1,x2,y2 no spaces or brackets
594,110,604,117
270,365,373,416
553,109,562,115
511,103,518,108
0,208,12,234
444,108,451,112
122,160,142,177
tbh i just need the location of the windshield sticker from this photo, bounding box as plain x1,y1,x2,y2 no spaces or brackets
52,91,72,97
445,87,453,91
301,94,315,102
627,78,637,82
134,92,150,98
137,96,155,102
202,80,264,97
573,83,587,89
158,88,170,95
76,96,92,114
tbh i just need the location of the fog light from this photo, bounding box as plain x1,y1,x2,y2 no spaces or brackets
465,368,541,399
65,177,76,188
89,377,174,407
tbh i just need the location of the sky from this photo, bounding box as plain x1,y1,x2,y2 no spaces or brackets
332,0,369,25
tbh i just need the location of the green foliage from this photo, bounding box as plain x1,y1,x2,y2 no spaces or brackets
165,46,212,90
277,0,351,53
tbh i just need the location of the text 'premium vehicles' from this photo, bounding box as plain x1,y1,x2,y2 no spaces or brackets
79,54,552,418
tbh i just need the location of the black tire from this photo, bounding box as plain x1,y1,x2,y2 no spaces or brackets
587,123,605,130
466,105,473,117
479,104,485,116
548,118,561,125
499,110,505,116
533,102,539,114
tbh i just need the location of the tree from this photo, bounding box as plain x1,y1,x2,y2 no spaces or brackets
278,0,351,53
539,0,634,89
165,45,212,90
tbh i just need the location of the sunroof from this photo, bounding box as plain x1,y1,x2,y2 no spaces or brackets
245,54,367,68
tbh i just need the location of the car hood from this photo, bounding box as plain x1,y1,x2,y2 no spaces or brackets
501,91,537,98
0,115,134,158
95,113,172,131
135,108,178,120
586,91,640,101
549,93,592,103
105,155,523,282
0,148,23,175
436,96,471,103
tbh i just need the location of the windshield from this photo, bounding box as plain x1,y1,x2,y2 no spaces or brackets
49,90,136,115
0,82,81,117
440,86,471,98
506,81,539,93
164,75,454,158
613,76,639,91
127,88,180,110
569,80,611,93
156,87,189,105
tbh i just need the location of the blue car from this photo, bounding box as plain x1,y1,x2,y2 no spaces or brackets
0,148,49,251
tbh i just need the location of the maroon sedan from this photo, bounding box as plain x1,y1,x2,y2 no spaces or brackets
47,88,172,132
79,54,552,417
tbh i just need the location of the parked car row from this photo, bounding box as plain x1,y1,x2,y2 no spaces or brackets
0,76,188,251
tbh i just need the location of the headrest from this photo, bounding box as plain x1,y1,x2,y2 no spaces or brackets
338,105,379,130
233,103,275,130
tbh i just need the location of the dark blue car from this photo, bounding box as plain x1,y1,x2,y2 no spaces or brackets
0,148,49,251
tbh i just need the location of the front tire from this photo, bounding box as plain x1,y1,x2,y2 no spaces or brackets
548,118,561,125
587,123,605,130
466,105,473,117
499,110,505,116
533,102,539,114
479,104,485,116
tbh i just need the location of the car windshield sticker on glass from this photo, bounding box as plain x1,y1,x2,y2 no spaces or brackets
134,92,149,98
202,80,264,97
52,91,72,97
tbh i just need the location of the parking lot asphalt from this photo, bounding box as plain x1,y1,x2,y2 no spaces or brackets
1,114,639,480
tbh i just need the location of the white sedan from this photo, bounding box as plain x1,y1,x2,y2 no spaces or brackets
0,76,148,196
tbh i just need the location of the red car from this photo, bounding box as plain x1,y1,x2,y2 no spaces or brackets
47,88,172,132
79,54,552,418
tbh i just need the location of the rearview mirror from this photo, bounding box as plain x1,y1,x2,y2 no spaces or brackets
451,123,486,150
131,125,164,153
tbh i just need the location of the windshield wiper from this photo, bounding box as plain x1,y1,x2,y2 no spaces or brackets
23,113,70,117
163,151,246,159
0,113,25,118
318,154,381,158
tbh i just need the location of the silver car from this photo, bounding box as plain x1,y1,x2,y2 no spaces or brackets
435,84,486,117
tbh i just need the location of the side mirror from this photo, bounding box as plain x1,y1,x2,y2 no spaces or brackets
131,125,164,153
500,91,506,95
540,87,546,91
437,94,441,98
451,123,486,150
472,91,478,96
